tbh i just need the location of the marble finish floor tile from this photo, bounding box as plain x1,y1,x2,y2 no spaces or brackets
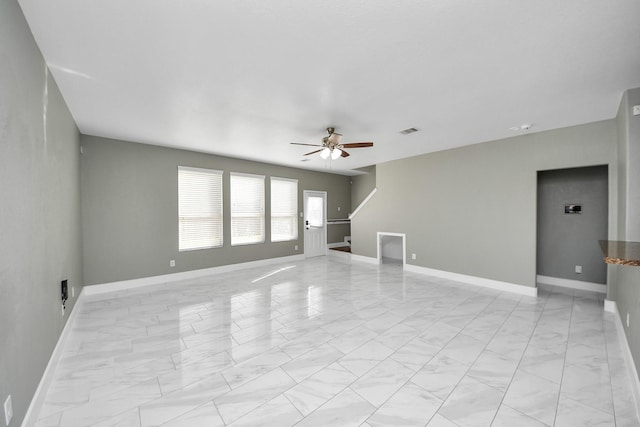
281,343,344,382
294,388,376,427
410,353,470,400
554,395,615,427
337,339,395,377
284,362,357,416
350,358,415,406
437,376,503,427
366,382,442,426
31,258,639,426
466,349,519,392
502,369,561,426
139,374,229,426
491,404,550,427
160,401,224,427
228,395,302,427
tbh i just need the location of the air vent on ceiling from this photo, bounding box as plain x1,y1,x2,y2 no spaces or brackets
400,127,419,135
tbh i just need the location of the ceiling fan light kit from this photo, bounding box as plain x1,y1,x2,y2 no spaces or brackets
291,127,374,161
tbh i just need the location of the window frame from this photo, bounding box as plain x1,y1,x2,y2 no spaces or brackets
177,166,223,252
270,176,299,242
230,172,266,246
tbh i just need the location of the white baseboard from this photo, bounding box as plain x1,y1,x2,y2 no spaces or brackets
604,300,640,420
327,242,349,249
22,289,86,426
84,254,305,295
350,254,379,265
537,275,607,294
604,298,617,313
405,264,538,297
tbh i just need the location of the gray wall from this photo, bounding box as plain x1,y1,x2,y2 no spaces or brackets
351,165,376,213
0,1,83,425
81,136,351,286
352,120,617,288
616,90,629,240
610,87,640,377
537,166,608,284
621,88,640,241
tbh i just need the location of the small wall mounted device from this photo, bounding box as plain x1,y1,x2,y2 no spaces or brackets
61,279,68,309
564,204,582,214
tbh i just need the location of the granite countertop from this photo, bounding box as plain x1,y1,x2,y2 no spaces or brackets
599,240,640,267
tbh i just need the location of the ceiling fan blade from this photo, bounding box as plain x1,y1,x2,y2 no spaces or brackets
291,142,322,147
304,149,323,156
340,150,350,158
341,142,373,148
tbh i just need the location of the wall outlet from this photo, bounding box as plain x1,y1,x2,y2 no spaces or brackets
633,105,640,116
337,206,341,212
294,245,299,251
411,253,417,260
627,312,630,327
4,395,12,426
575,265,582,274
71,286,75,298
169,260,176,267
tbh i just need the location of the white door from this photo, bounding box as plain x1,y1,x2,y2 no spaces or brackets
304,190,327,258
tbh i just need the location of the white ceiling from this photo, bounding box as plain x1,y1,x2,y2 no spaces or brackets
18,0,640,175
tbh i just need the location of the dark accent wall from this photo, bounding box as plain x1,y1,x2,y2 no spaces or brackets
537,166,608,284
0,1,83,425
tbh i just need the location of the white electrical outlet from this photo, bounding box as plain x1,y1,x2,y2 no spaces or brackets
633,105,640,116
294,245,299,251
4,395,12,426
337,206,341,212
170,260,176,267
575,265,582,274
627,312,630,327
411,253,417,260
72,286,75,298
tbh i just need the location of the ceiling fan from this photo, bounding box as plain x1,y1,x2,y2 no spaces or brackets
291,127,374,160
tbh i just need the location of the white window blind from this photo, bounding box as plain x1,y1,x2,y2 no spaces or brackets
271,177,298,242
178,166,223,251
231,172,265,245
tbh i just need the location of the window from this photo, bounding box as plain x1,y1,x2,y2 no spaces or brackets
231,172,265,245
271,177,298,242
178,166,223,251
307,195,324,227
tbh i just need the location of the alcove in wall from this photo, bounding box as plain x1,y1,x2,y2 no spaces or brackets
377,232,406,266
536,165,608,292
